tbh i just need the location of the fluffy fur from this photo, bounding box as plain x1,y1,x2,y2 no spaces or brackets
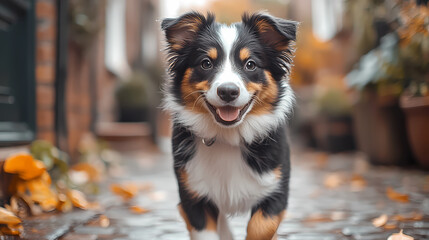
162,12,297,240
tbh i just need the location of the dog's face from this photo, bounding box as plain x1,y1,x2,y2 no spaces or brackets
162,12,297,129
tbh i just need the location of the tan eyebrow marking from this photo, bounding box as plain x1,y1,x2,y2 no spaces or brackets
207,48,218,60
240,48,251,61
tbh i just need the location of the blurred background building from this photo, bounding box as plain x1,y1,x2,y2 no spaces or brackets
0,0,428,169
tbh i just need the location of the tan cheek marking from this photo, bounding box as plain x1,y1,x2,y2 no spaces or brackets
195,80,209,91
208,48,218,60
249,71,278,115
246,210,285,240
180,68,208,114
240,48,251,61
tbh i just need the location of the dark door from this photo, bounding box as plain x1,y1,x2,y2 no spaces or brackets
0,0,36,146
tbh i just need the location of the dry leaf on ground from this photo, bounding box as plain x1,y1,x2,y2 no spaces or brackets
387,230,414,240
110,183,139,201
4,154,46,180
0,207,21,225
324,173,343,189
372,214,388,227
67,189,89,209
392,212,423,221
0,224,22,236
129,206,150,214
386,187,410,203
350,174,367,191
70,162,101,182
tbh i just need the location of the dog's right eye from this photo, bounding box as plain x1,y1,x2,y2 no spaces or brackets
201,58,213,70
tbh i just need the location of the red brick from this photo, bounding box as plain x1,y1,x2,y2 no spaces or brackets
36,1,55,20
37,107,54,129
37,130,55,144
37,25,56,41
36,64,55,83
36,84,55,107
36,43,55,63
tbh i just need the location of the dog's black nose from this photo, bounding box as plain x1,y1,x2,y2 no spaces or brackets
217,83,240,102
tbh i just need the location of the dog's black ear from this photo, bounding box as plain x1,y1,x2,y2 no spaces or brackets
161,12,214,51
242,13,298,51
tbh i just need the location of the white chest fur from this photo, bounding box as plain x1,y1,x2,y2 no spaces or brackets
185,139,280,214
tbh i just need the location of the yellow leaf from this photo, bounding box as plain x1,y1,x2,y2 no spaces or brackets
0,207,21,225
4,154,46,180
386,187,410,203
387,230,414,240
67,189,89,209
372,214,388,227
129,206,150,214
110,183,139,201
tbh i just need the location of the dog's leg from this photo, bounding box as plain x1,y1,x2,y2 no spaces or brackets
217,213,233,240
245,209,285,240
178,203,219,240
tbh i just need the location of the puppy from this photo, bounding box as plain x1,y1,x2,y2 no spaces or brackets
161,12,297,240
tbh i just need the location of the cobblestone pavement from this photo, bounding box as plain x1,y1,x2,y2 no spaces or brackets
4,146,429,240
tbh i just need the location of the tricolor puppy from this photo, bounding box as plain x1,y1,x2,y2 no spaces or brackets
161,12,297,240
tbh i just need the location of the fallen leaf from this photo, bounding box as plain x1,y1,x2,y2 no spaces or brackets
110,183,139,201
129,206,150,214
386,187,410,203
56,193,73,213
350,174,367,191
384,221,397,229
26,178,58,211
387,230,414,240
302,213,332,223
68,189,89,209
0,207,21,225
392,212,423,221
4,154,46,180
99,215,110,227
324,173,343,189
70,162,101,182
372,214,388,227
0,224,21,236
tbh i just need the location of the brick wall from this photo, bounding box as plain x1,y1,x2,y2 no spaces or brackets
35,0,56,144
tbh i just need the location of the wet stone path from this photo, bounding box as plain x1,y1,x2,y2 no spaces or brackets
4,148,429,240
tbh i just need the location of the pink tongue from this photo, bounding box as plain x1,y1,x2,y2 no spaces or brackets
216,107,240,122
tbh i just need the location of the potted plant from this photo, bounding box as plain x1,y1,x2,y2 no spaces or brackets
312,88,356,152
115,71,155,122
398,2,429,169
346,33,414,165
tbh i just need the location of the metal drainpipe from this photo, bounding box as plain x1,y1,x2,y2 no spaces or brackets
54,0,69,154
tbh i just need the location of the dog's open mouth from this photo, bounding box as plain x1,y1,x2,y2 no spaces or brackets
204,98,253,126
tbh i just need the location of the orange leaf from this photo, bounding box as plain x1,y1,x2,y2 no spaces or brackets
387,230,414,240
56,193,73,213
0,207,21,225
0,224,21,236
110,183,139,201
129,206,150,214
26,177,58,211
70,163,101,182
67,189,89,210
372,214,388,227
4,154,46,180
324,173,343,189
386,187,410,203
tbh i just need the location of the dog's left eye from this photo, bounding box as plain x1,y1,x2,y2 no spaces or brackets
201,58,213,70
245,60,257,71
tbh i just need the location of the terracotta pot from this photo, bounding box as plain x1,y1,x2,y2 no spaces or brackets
400,95,429,169
353,89,414,165
313,115,355,153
